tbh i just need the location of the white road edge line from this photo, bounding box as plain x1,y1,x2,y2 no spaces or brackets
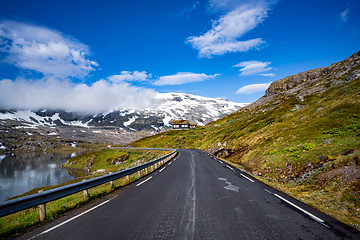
273,193,325,224
240,173,255,183
226,165,234,171
159,167,166,172
32,198,113,238
136,176,153,187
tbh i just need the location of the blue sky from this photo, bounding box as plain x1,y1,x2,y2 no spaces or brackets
0,0,359,112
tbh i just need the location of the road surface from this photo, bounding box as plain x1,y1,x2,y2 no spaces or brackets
20,149,360,239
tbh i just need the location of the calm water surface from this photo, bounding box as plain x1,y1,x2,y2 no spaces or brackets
0,153,77,202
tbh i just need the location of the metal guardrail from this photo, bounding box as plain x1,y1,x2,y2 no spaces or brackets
113,147,175,151
0,150,177,218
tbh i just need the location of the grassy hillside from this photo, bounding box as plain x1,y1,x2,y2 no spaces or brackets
62,148,171,174
132,51,360,229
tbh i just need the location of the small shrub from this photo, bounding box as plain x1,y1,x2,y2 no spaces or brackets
264,150,277,155
347,124,360,135
302,143,315,151
279,147,302,158
341,192,360,207
322,128,341,137
305,177,315,185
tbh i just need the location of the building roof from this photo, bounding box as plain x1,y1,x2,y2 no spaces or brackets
171,120,189,125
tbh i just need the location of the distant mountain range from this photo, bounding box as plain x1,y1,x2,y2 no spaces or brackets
0,93,247,131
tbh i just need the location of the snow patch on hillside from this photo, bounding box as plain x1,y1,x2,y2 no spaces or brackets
124,116,138,127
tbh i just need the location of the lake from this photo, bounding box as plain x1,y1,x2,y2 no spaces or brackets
0,152,77,202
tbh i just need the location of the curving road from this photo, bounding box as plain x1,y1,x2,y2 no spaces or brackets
21,149,360,240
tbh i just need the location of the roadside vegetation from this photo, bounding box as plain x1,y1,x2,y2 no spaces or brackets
0,148,173,238
62,148,171,176
132,56,360,230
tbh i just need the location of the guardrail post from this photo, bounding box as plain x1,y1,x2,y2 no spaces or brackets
138,170,140,177
126,175,130,182
151,165,154,171
38,190,46,221
145,167,148,174
109,172,114,188
82,180,88,198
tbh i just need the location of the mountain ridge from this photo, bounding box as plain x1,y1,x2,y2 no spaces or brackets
265,50,360,97
0,93,246,152
243,50,360,110
0,92,246,131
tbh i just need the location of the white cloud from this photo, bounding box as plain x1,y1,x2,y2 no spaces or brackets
0,77,158,113
0,20,98,78
187,2,268,58
233,60,273,76
260,73,274,77
339,8,350,23
153,72,220,86
236,82,271,94
107,71,151,82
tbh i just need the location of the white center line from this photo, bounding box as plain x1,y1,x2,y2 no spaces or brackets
31,198,113,238
273,193,326,225
159,167,166,172
168,162,172,165
136,176,153,186
240,173,254,183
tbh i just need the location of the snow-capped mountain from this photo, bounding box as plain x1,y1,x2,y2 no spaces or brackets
0,93,247,131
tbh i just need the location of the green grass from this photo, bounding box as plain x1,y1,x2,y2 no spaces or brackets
62,148,172,174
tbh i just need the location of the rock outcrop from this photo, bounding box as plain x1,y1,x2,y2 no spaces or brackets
246,50,360,109
264,67,330,97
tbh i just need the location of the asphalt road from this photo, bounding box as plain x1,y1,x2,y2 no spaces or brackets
20,149,360,240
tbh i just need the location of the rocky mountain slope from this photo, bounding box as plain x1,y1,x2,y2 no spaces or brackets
132,51,360,229
0,93,246,131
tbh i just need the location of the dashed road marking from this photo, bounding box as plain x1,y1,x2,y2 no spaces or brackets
159,167,166,172
264,189,272,194
136,176,153,187
240,173,254,183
